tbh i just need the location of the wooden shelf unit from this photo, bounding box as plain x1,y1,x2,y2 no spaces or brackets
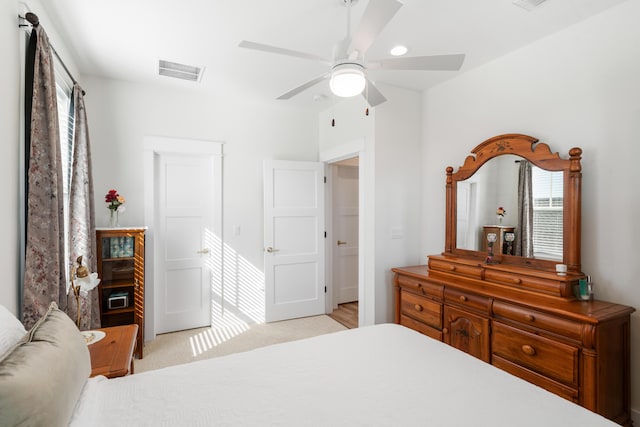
96,228,146,359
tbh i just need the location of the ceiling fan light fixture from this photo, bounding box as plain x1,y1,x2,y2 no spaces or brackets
330,63,366,98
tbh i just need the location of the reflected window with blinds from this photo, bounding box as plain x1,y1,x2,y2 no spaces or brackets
532,166,563,259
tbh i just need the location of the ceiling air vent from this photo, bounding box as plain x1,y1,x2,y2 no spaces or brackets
158,60,204,82
512,0,547,11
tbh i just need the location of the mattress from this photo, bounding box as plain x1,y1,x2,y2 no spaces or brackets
70,323,616,426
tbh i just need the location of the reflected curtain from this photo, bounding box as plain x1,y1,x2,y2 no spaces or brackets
22,24,66,328
65,84,100,330
515,161,534,257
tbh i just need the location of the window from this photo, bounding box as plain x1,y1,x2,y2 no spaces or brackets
54,61,75,286
531,166,563,259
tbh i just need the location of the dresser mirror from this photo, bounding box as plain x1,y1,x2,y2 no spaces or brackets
444,134,583,273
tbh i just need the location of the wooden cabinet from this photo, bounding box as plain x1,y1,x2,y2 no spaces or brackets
443,305,490,363
393,262,634,426
96,228,146,359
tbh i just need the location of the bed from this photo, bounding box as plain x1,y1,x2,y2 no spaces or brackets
1,303,617,426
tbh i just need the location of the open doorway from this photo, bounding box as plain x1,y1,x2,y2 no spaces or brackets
328,157,359,329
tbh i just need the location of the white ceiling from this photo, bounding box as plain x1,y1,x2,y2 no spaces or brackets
38,0,627,110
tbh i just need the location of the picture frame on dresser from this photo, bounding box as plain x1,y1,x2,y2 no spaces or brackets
393,134,634,426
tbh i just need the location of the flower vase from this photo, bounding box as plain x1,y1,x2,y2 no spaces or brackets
498,216,502,224
109,209,119,227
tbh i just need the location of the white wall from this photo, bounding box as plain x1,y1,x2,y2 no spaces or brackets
83,76,320,338
318,96,374,151
422,0,640,418
373,86,423,323
0,0,22,314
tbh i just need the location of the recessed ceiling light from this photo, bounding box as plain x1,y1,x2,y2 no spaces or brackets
390,45,408,56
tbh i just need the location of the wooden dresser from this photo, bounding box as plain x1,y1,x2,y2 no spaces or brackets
397,135,635,426
393,258,634,426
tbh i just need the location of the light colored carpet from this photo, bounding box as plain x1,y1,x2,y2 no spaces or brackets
135,315,347,373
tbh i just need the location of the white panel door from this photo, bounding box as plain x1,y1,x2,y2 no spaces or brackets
333,164,359,304
156,153,216,333
264,160,325,322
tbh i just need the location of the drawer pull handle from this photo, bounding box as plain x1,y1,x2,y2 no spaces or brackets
525,314,535,322
443,328,449,335
521,345,536,356
414,304,423,312
513,278,522,285
459,295,468,302
449,266,456,271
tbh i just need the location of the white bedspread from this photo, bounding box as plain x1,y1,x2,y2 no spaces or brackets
70,324,615,426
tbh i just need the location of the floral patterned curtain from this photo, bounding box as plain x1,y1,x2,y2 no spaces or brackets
65,84,100,330
515,160,534,257
22,24,66,328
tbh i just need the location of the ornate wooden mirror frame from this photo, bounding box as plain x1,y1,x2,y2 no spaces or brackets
444,134,583,273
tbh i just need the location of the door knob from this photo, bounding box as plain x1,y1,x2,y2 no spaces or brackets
337,240,347,246
265,247,280,253
197,248,210,254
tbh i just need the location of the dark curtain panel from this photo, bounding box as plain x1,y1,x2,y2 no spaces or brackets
65,84,101,330
22,24,66,328
515,161,534,257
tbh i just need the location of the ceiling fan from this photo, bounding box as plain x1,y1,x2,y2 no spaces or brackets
239,0,465,107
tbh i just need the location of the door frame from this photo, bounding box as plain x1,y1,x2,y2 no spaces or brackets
321,138,372,327
328,161,359,308
143,136,224,340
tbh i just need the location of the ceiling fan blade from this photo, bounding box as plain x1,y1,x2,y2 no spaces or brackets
348,0,402,57
277,73,330,100
372,54,466,71
239,40,331,65
362,79,387,107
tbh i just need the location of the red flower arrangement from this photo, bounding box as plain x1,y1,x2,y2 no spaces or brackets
105,189,126,212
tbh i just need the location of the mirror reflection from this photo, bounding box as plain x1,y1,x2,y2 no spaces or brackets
456,154,564,261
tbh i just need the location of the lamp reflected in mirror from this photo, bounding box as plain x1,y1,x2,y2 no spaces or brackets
486,233,497,263
504,232,515,256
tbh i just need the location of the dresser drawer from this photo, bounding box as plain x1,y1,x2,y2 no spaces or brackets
492,355,578,403
396,275,443,299
492,322,579,386
400,290,442,329
444,288,492,314
400,315,442,341
484,269,571,297
493,301,583,342
428,258,482,279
